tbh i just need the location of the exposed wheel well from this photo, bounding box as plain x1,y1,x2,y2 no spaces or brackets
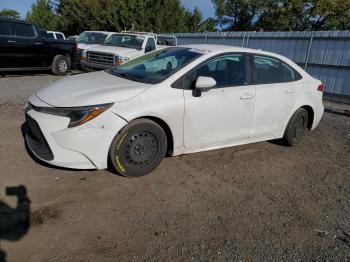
135,116,174,156
301,105,314,129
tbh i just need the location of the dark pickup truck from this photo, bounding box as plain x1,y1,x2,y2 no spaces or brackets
0,17,76,75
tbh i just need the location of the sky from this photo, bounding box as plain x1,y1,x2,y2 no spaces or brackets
0,0,216,19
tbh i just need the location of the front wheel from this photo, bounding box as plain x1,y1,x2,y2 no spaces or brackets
52,55,70,76
109,119,167,177
282,108,308,146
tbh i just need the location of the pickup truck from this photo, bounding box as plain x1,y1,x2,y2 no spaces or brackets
0,17,76,75
80,32,177,71
76,31,114,62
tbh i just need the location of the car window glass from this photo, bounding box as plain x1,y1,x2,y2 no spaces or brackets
145,38,156,52
10,22,35,37
104,34,144,49
47,33,55,38
78,32,108,44
253,55,296,84
0,21,11,36
56,33,64,39
110,47,202,84
196,54,247,88
157,36,176,46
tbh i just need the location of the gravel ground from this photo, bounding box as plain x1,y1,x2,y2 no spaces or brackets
0,73,350,262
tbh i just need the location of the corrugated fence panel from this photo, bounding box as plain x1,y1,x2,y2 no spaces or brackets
173,31,350,97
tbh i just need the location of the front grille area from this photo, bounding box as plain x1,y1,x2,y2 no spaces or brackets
25,114,54,161
87,51,115,65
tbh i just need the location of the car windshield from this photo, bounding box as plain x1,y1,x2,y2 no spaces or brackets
77,32,108,44
104,34,145,49
108,47,203,84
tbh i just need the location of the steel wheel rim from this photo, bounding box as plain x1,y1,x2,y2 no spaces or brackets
124,132,159,167
58,60,68,72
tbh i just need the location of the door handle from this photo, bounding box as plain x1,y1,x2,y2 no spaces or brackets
285,89,296,94
35,42,43,45
7,40,16,43
240,93,254,100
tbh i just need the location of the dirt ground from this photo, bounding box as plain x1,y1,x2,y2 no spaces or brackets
0,73,349,262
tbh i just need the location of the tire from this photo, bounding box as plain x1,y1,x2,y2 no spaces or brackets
52,55,70,76
282,108,308,146
109,119,167,177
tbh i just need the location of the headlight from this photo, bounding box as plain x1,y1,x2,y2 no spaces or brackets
117,56,129,65
81,50,87,60
29,103,114,127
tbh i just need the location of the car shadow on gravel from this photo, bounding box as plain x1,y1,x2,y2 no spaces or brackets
1,70,82,78
324,108,350,117
0,185,30,262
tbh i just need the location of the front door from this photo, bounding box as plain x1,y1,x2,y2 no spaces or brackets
183,53,256,150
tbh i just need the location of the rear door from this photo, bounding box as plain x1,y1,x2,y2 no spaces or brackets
8,21,47,68
0,20,14,68
250,54,301,139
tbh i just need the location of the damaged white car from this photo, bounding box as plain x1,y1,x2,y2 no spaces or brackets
25,45,324,177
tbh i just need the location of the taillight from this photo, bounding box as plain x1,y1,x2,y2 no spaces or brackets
317,84,325,92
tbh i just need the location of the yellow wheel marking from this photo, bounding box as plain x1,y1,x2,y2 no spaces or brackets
116,132,128,150
115,132,128,174
115,155,126,174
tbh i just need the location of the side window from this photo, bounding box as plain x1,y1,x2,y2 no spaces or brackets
196,54,247,88
253,55,297,84
0,21,11,36
145,38,156,53
47,33,55,39
10,22,35,37
56,33,64,40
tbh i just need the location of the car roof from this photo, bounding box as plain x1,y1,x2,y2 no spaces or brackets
180,44,292,62
110,32,149,37
82,31,114,34
0,16,32,24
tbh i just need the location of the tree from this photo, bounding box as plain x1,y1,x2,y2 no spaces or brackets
26,0,58,30
309,0,350,30
212,0,263,31
199,18,218,32
256,0,310,31
25,0,213,35
213,0,350,31
188,7,203,32
0,9,20,19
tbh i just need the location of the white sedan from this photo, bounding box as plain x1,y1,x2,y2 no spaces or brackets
25,45,324,177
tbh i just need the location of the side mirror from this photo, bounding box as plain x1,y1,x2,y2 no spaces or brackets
195,76,216,92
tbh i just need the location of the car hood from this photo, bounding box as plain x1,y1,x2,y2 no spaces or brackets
36,71,150,107
77,43,101,50
88,45,143,57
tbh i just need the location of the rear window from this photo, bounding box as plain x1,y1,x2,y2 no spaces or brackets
157,36,177,46
0,21,11,36
253,55,300,84
56,33,64,40
10,22,35,37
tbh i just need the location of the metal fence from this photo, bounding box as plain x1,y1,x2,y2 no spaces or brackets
171,31,350,98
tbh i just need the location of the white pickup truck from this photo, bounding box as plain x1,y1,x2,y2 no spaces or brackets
80,32,177,71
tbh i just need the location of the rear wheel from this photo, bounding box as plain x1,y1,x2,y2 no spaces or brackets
109,119,167,177
52,55,70,76
282,108,308,146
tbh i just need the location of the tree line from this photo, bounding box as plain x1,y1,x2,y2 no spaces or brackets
214,0,350,31
0,0,349,35
26,0,217,35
